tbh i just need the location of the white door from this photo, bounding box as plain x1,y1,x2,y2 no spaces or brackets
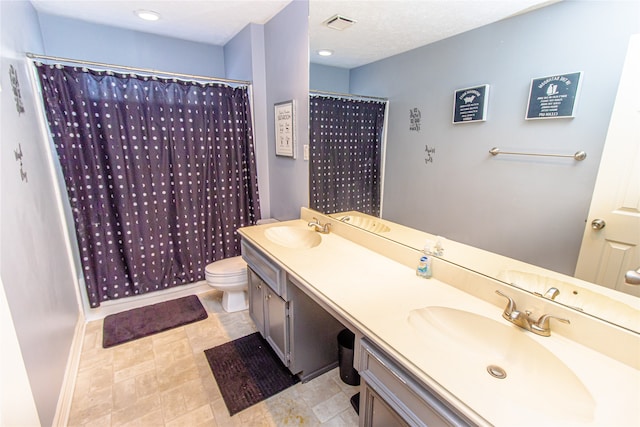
575,35,640,297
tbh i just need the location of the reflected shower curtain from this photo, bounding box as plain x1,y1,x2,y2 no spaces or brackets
309,95,386,216
36,64,260,307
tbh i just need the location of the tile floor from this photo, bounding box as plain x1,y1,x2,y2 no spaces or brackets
67,290,361,426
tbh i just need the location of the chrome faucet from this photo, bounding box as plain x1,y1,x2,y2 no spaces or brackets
495,290,570,337
308,217,331,234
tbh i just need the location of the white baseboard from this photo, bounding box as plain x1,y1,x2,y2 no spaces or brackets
52,314,86,427
84,281,211,321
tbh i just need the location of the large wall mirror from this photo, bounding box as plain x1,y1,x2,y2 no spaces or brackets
309,0,640,333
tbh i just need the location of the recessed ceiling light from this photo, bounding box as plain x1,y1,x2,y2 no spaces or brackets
318,49,334,57
135,9,161,21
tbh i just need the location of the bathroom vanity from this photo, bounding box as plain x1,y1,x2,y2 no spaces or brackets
242,239,344,382
239,208,640,426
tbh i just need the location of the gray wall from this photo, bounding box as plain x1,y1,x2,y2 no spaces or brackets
1,2,80,425
310,62,350,93
0,277,41,425
350,1,639,275
37,13,226,77
265,0,310,220
225,23,272,218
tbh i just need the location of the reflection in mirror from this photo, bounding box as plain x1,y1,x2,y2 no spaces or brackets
325,209,640,333
329,210,427,244
332,211,390,233
309,1,640,333
308,93,387,216
497,270,639,331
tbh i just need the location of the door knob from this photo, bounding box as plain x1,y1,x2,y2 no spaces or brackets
591,219,606,230
625,268,640,285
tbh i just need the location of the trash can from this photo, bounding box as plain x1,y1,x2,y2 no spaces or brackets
338,329,360,386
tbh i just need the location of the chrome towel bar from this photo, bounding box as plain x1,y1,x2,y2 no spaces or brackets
489,147,587,161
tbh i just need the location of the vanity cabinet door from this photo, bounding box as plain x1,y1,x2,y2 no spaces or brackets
264,286,290,366
248,268,265,336
248,266,290,367
362,386,409,427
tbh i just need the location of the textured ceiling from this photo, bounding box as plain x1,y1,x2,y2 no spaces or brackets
309,0,560,68
30,0,560,69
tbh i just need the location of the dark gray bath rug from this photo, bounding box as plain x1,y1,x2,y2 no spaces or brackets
102,295,208,348
204,332,300,415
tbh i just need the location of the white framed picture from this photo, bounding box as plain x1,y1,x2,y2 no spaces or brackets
274,100,296,158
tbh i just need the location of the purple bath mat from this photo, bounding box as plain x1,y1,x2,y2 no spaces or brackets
204,332,300,415
102,295,208,348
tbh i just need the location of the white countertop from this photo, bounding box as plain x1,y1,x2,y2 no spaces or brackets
239,219,640,426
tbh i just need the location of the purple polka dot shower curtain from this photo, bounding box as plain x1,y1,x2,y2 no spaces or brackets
36,64,261,307
309,95,386,216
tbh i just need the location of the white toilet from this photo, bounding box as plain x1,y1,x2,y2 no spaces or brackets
205,218,278,312
205,256,249,312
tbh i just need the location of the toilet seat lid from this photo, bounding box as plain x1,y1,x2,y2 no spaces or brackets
205,256,247,277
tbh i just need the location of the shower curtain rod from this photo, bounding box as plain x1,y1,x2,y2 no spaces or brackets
310,89,387,102
26,52,251,86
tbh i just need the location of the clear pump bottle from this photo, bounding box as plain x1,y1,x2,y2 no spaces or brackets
416,255,432,278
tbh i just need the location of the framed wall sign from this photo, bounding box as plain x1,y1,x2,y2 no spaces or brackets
453,84,489,124
274,100,296,158
526,72,582,119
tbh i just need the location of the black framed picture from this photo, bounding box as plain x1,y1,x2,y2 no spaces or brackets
526,72,582,119
453,84,489,124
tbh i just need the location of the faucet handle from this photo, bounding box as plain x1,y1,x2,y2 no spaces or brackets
495,290,517,319
531,314,570,337
543,287,560,300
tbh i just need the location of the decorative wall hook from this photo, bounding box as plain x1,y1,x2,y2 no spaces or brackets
9,64,25,115
14,144,23,161
14,143,28,183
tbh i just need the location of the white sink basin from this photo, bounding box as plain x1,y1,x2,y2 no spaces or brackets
264,226,322,249
407,306,595,425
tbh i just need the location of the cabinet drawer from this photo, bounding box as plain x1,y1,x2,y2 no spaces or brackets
359,339,474,427
241,239,285,297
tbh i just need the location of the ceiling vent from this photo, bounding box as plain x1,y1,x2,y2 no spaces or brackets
324,14,356,31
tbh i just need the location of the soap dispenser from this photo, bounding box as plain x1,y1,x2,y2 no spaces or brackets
416,240,433,278
416,256,432,278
